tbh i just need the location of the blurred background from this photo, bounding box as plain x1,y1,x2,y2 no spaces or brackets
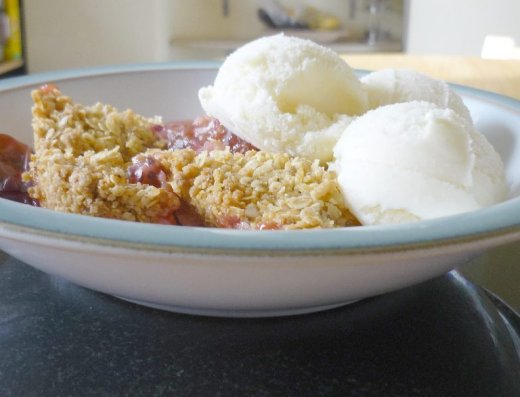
0,0,519,75
0,0,519,310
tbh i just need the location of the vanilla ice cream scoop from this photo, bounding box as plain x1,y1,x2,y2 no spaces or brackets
361,69,472,123
333,101,508,225
199,34,368,162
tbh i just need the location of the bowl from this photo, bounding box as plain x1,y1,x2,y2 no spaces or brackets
0,63,519,317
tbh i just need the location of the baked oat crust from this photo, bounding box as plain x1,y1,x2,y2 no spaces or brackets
24,85,359,229
25,85,179,223
149,149,359,229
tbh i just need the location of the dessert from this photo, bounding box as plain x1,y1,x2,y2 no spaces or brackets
361,69,473,123
0,35,509,229
23,85,358,229
199,34,368,162
333,101,508,225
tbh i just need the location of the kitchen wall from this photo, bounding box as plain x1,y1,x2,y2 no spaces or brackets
23,0,170,72
24,0,406,71
23,0,520,72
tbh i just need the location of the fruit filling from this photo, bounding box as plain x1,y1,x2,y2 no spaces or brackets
0,133,39,206
154,116,256,154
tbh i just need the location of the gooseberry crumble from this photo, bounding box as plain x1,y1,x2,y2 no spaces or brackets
1,85,359,229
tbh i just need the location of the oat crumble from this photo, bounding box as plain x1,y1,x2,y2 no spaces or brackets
24,85,359,229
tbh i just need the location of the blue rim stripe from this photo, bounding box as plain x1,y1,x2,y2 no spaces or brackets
1,193,519,251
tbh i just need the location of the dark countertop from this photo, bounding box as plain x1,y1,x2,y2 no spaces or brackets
0,251,519,397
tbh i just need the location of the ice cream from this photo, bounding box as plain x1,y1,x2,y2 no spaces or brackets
198,36,508,226
361,69,473,123
199,34,368,162
333,101,508,225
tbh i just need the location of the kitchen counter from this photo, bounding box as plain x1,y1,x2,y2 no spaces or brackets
342,54,520,311
343,54,520,101
169,38,403,60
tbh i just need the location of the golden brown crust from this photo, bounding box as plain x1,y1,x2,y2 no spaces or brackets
25,85,359,229
25,85,179,223
151,149,359,229
31,84,166,159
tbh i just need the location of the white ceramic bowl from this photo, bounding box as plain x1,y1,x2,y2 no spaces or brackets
1,64,519,317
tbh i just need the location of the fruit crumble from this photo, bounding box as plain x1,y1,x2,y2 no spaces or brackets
17,85,359,229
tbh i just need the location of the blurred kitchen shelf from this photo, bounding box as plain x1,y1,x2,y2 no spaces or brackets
0,59,24,75
169,37,403,59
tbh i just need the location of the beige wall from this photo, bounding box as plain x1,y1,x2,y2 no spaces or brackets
24,0,404,71
23,0,520,72
24,0,170,72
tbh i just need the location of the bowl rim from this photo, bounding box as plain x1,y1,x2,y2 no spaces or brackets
1,62,520,255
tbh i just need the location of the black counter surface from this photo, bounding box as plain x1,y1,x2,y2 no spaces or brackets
0,251,519,397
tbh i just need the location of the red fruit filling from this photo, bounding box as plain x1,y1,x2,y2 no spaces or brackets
152,116,256,154
0,133,38,206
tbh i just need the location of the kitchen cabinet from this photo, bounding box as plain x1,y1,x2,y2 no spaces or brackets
0,0,25,77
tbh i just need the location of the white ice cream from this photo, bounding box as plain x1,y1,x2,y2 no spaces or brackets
333,101,508,225
361,69,472,123
199,34,368,162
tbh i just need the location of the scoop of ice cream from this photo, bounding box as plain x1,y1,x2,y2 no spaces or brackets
333,101,508,225
361,69,472,123
199,34,368,162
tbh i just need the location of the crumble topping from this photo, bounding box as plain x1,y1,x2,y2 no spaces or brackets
31,84,166,159
23,85,359,229
146,149,359,229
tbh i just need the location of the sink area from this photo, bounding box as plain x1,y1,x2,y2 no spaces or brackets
168,0,407,60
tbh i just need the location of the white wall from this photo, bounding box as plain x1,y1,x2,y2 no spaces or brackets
24,0,171,72
406,0,520,55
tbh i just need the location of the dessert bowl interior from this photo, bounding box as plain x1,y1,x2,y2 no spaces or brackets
0,63,519,317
